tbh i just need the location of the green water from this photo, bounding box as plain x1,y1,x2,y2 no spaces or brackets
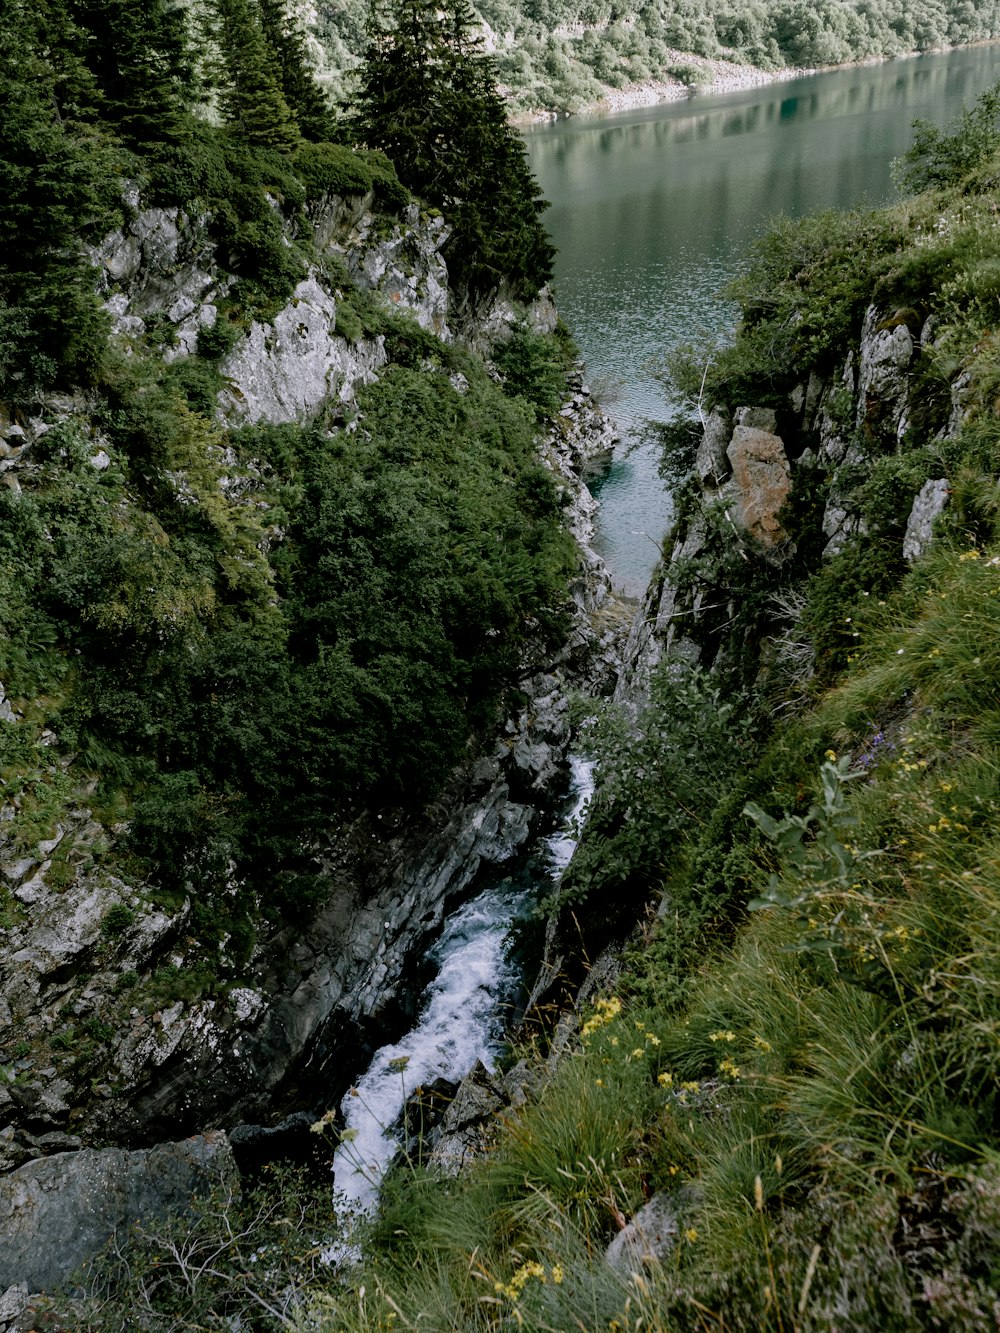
524,47,1000,595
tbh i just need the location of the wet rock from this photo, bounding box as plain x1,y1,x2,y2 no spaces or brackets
428,1061,505,1172
903,479,950,563
0,1131,235,1293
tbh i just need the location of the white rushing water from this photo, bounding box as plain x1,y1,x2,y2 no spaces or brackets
330,754,595,1218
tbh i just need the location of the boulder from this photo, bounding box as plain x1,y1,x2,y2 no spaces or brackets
725,425,792,548
903,479,950,563
606,1187,698,1273
0,1132,235,1293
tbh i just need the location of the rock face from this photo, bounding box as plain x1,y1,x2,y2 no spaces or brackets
904,478,950,563
217,274,386,423
724,424,792,548
0,185,627,1292
619,301,961,694
0,1132,235,1292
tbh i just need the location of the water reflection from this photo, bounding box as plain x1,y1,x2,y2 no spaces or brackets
525,48,1000,594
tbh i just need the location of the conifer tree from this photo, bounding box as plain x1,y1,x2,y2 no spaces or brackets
66,0,195,145
258,0,338,141
212,0,300,152
0,1,118,392
353,0,553,299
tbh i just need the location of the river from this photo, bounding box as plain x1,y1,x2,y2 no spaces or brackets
524,45,1000,595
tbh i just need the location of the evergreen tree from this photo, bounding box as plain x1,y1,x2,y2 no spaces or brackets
66,0,196,146
353,0,554,299
258,0,338,141
212,0,300,152
0,1,118,393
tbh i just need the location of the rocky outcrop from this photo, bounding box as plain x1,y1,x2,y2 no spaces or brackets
619,301,962,693
0,1132,235,1293
723,423,792,549
217,273,386,423
904,477,950,563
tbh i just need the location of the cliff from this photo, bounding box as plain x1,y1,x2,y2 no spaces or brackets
0,172,627,1300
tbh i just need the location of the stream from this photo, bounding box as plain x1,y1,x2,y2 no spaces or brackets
331,756,595,1215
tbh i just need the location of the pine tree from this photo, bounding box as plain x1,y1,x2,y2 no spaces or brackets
0,1,118,392
353,0,554,299
258,0,338,142
212,0,300,152
66,0,196,146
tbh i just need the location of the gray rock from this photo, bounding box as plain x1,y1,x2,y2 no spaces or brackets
428,1062,505,1173
903,478,950,563
606,1188,697,1272
856,305,915,438
735,405,777,432
695,409,732,487
218,274,387,424
0,1284,27,1330
0,1132,235,1293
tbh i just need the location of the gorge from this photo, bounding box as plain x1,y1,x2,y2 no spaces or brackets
4,11,1000,1329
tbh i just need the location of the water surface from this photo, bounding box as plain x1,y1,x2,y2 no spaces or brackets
524,47,1000,594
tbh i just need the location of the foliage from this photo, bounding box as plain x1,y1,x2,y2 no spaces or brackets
315,0,1000,116
351,0,555,300
895,81,1000,193
38,1166,342,1331
547,665,756,932
0,332,574,931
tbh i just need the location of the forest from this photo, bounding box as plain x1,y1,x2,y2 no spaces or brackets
0,0,569,956
314,0,1000,113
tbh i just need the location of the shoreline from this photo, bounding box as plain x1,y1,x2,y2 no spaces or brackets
511,43,980,124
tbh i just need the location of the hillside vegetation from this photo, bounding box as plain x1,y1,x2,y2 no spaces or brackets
51,81,1000,1333
314,0,1000,115
0,0,570,975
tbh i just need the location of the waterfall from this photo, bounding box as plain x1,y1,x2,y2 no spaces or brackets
330,755,595,1218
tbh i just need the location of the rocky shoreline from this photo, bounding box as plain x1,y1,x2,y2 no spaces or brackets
512,43,985,124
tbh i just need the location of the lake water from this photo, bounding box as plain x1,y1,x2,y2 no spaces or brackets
524,46,1000,595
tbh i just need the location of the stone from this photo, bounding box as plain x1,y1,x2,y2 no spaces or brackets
0,1132,236,1293
725,425,792,548
855,305,915,438
695,409,732,487
903,478,950,563
606,1188,698,1272
0,1284,27,1330
218,274,387,424
735,405,777,432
